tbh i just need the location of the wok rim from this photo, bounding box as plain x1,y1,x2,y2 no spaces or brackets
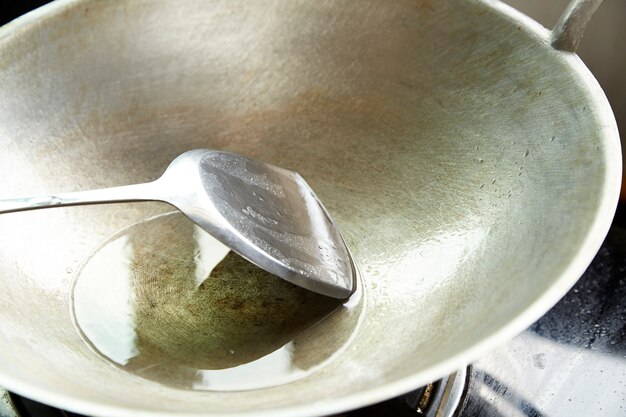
0,0,621,416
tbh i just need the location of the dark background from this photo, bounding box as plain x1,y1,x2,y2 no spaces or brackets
1,2,50,25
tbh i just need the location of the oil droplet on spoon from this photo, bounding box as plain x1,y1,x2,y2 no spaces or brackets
71,212,363,391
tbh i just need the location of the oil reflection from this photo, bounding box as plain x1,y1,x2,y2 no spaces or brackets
72,212,362,391
73,235,137,365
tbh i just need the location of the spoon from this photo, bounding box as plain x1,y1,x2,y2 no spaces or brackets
0,149,356,299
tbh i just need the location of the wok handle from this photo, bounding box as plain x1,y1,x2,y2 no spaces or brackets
551,0,603,52
0,181,162,214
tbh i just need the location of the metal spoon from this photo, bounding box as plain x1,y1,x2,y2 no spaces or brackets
0,149,356,299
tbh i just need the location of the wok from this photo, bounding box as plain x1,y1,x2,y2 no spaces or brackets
0,0,620,416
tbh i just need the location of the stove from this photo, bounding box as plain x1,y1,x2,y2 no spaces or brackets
2,211,625,416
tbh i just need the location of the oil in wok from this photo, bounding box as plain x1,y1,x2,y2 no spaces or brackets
71,212,362,391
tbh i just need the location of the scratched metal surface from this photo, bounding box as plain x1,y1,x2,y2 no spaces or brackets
0,0,619,416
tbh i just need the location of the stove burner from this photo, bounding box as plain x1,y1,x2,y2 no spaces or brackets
339,368,469,416
0,368,469,417
403,368,468,417
1,389,85,417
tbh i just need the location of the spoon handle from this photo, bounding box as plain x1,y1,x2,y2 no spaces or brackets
0,181,162,214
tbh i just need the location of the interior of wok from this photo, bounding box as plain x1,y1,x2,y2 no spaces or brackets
0,0,616,414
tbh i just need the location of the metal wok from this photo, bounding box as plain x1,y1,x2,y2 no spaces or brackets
0,0,620,416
